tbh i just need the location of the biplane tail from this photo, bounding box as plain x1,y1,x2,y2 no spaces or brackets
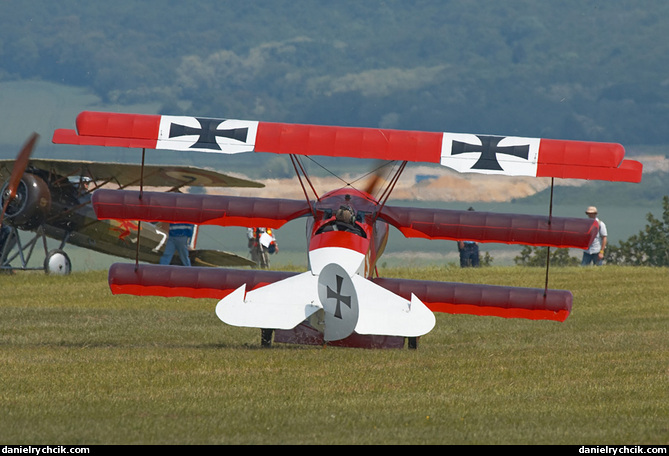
215,263,435,341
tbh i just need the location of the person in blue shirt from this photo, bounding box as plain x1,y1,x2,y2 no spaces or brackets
160,223,195,266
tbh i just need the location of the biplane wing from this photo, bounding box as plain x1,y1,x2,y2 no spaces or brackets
53,110,643,183
0,158,263,190
93,188,581,328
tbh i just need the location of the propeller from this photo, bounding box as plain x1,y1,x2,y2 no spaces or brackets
1,133,39,226
359,160,398,198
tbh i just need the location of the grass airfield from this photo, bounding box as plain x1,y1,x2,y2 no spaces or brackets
0,266,667,445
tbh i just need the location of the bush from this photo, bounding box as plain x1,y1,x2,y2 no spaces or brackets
607,195,669,266
514,246,580,267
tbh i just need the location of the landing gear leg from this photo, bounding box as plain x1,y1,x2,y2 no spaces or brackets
261,329,274,348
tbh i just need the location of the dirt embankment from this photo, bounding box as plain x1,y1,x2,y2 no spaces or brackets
213,155,665,203
213,165,583,202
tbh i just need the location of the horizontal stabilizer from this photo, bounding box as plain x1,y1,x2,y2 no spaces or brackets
92,189,311,228
215,272,322,330
373,277,572,322
379,205,597,249
108,263,297,299
351,275,436,337
54,111,643,183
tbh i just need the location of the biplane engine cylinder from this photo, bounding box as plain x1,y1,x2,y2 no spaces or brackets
1,173,52,230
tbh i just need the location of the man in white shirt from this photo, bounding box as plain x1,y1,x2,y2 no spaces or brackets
581,206,607,266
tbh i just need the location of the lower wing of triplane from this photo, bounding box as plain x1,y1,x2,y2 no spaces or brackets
108,263,572,343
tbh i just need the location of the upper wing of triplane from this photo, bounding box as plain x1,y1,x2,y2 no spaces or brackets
53,111,642,182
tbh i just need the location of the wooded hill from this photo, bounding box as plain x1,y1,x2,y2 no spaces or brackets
3,1,669,147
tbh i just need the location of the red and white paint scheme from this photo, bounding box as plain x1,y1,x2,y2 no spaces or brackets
53,110,643,349
54,111,643,182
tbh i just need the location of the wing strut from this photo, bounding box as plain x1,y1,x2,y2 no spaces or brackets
289,154,318,216
543,177,555,296
373,160,407,223
135,148,147,271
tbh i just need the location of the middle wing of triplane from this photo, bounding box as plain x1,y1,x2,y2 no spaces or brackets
91,190,597,249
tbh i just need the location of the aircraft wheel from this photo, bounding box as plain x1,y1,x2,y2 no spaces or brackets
44,249,71,275
407,337,418,350
261,329,274,348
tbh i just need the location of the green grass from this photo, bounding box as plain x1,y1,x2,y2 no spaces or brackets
1,266,667,444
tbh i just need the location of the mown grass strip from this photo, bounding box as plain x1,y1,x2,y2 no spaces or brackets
1,266,667,444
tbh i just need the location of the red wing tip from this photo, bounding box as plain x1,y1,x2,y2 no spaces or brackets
426,303,571,322
52,129,80,144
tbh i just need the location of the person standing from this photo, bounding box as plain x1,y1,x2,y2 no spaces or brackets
458,240,480,267
582,206,607,266
247,227,278,269
458,207,480,267
160,223,195,266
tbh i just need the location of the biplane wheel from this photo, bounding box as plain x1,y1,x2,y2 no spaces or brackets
407,337,418,350
261,329,274,348
44,249,71,275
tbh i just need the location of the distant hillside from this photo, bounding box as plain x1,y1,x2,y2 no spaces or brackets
3,1,669,147
513,169,668,207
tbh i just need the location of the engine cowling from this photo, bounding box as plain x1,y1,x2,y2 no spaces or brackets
1,173,51,230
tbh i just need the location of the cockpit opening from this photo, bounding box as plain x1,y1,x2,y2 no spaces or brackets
315,203,367,238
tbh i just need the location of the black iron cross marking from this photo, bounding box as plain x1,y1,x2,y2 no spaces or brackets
327,275,351,319
451,135,530,171
169,118,248,150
